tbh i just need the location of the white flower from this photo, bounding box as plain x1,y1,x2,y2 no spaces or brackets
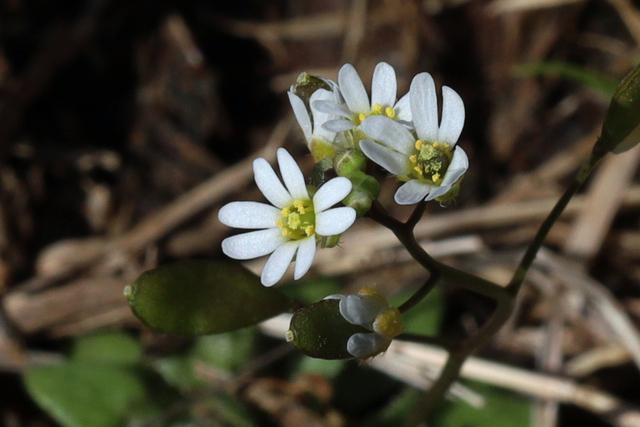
359,72,468,205
218,148,356,286
326,288,404,358
288,88,339,161
315,62,412,133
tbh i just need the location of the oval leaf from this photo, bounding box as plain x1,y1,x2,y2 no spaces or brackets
126,260,293,335
288,299,369,359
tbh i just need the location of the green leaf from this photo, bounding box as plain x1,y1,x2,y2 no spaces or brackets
153,355,205,391
433,383,530,427
25,364,147,427
190,328,254,372
125,260,294,335
71,331,142,366
287,299,369,359
514,61,618,98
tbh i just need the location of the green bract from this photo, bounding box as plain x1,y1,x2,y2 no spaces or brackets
125,260,293,335
597,62,640,154
286,299,370,360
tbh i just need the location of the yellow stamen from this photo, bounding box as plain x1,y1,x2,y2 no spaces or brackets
281,228,291,236
374,308,404,339
281,207,290,216
415,140,424,150
276,220,284,228
358,287,385,299
443,143,451,153
372,103,383,113
358,113,366,123
432,173,441,182
294,200,306,214
414,166,424,175
385,107,395,118
433,141,441,149
305,225,314,236
409,154,418,164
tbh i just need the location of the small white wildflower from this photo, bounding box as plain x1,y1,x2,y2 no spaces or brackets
326,287,404,359
315,62,412,133
218,148,356,287
360,72,468,205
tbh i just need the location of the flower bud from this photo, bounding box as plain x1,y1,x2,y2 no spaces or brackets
290,72,334,109
342,171,381,217
596,62,640,155
334,149,367,177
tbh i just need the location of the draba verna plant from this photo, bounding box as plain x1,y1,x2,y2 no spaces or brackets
125,61,640,424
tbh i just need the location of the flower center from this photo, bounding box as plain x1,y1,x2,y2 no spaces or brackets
355,103,396,125
408,140,452,185
373,307,404,339
276,199,315,240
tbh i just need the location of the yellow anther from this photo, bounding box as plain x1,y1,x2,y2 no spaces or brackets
294,200,306,214
374,308,404,339
276,220,284,228
372,103,383,113
432,173,441,182
414,166,424,175
358,287,385,299
281,228,291,237
443,143,451,153
358,113,366,123
305,225,314,236
415,140,424,150
281,207,290,216
385,106,395,118
409,154,418,164
433,141,441,149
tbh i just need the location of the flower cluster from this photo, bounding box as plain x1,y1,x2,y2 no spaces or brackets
326,287,404,359
219,62,468,288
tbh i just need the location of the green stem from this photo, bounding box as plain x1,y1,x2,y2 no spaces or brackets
399,272,441,313
505,152,602,296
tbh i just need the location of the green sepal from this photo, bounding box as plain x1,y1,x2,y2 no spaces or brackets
292,72,333,108
342,170,381,217
597,62,640,155
287,299,369,360
334,149,367,177
125,259,294,335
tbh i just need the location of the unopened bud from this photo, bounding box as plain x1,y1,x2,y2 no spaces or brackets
291,72,334,109
596,62,640,155
342,171,380,217
334,149,367,177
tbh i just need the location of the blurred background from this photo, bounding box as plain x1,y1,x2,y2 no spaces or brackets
1,0,640,426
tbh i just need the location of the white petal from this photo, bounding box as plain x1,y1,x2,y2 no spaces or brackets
218,202,280,229
361,116,415,155
293,236,316,280
324,294,345,300
322,119,355,133
339,295,386,326
394,92,412,122
313,177,352,212
371,62,397,108
221,228,284,260
287,92,312,140
410,73,438,142
347,333,389,358
437,86,465,146
310,90,338,141
312,99,352,118
254,158,291,209
261,241,298,286
394,179,432,205
276,148,309,201
338,63,370,114
360,139,412,176
441,147,469,187
315,207,356,236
